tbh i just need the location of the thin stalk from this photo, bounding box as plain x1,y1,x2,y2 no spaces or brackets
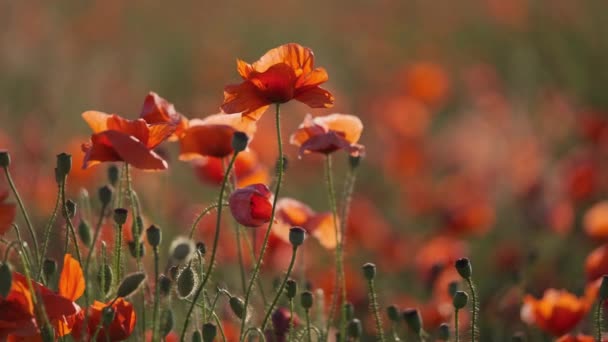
288,298,295,342
188,203,224,239
180,152,239,341
597,301,603,342
114,222,124,283
226,157,247,294
152,245,160,342
239,103,284,341
465,278,478,342
3,166,40,270
239,226,268,306
243,327,267,341
38,184,61,282
305,309,312,342
367,278,386,342
261,245,299,330
12,224,33,271
60,178,82,264
454,309,460,342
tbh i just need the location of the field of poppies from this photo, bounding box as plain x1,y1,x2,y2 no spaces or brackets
2,1,608,341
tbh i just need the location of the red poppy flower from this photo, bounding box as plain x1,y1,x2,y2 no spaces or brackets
81,111,174,170
139,92,188,140
584,201,608,239
229,183,273,227
192,150,269,188
221,43,334,121
521,289,590,337
290,114,364,157
0,189,16,235
585,244,608,282
178,113,256,160
72,297,136,341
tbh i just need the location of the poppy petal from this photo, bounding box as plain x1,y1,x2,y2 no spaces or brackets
179,125,236,159
248,64,297,103
295,86,334,108
82,111,110,133
237,59,254,79
58,254,85,301
295,67,329,89
315,114,363,144
221,82,271,120
103,131,168,170
251,43,315,76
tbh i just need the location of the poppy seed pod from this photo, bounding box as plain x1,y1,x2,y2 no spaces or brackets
448,281,459,297
56,153,72,179
347,318,362,338
387,305,400,322
202,323,217,342
301,291,314,309
453,291,469,309
232,131,249,153
65,200,77,219
229,183,273,228
455,258,472,279
196,242,206,256
229,296,245,319
78,220,91,246
170,237,196,263
158,274,172,297
98,185,113,206
438,323,450,340
42,258,56,281
107,165,119,186
286,279,297,299
600,275,608,300
0,150,10,168
402,308,423,334
362,262,377,280
0,263,12,298
146,225,161,247
191,330,202,342
289,226,306,247
113,208,128,225
177,266,196,298
116,272,146,297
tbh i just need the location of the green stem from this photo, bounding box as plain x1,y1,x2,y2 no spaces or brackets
597,301,603,342
243,327,267,341
234,223,247,293
180,152,239,341
114,222,124,284
188,203,224,240
454,309,460,342
261,246,299,330
12,224,33,273
367,279,385,342
152,246,160,342
239,103,284,341
60,177,82,265
305,309,312,342
38,183,61,282
466,278,478,342
240,225,268,306
3,166,40,270
288,298,295,342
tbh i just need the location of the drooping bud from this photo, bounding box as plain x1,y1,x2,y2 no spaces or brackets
56,153,72,179
169,266,179,281
448,281,459,297
98,185,113,206
170,237,196,263
362,262,376,280
437,323,450,340
42,259,56,281
347,318,362,339
191,330,202,342
158,274,172,297
107,165,119,187
202,323,217,342
229,296,245,319
128,241,145,258
232,131,249,153
177,265,196,298
101,306,115,327
65,200,77,219
0,263,12,297
116,272,146,297
97,264,113,296
196,242,206,256
78,220,92,246
160,308,174,338
289,226,306,247
113,208,128,225
146,225,161,247
387,305,400,322
402,308,423,334
286,279,297,299
0,151,10,168
599,274,608,300
453,291,469,309
455,258,472,279
301,291,314,309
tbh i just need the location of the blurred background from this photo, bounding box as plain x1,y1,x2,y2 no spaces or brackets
2,0,608,340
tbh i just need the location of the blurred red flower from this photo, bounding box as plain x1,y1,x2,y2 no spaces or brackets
139,91,188,140
584,201,608,239
521,289,590,337
290,114,364,157
0,189,16,235
192,150,269,188
556,334,602,342
72,297,136,341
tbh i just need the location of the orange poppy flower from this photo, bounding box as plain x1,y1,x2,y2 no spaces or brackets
229,183,273,227
290,114,364,157
584,201,608,239
521,289,590,337
72,297,136,341
401,62,450,106
0,189,16,235
221,43,334,121
139,91,188,140
192,150,269,188
81,111,174,170
585,244,608,282
304,212,340,250
178,113,256,160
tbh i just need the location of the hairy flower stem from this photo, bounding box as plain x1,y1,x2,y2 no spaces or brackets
261,245,299,330
3,166,40,271
454,309,460,342
465,278,479,342
151,245,160,342
188,203,224,239
367,278,386,341
114,222,123,283
37,183,61,282
180,152,239,341
324,155,346,342
597,300,603,342
239,103,285,341
305,308,312,342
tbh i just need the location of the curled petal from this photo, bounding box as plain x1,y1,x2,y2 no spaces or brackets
295,86,334,108
83,131,167,170
221,82,271,120
251,43,315,76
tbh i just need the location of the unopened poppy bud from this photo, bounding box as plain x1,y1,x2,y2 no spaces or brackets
177,266,196,298
169,265,179,280
170,237,195,263
286,279,297,299
202,323,217,342
344,302,355,320
229,184,273,227
600,275,608,300
116,272,146,297
453,291,468,309
146,225,161,247
402,308,423,334
437,323,450,340
107,165,119,186
159,274,172,297
448,281,459,297
387,305,400,322
362,262,376,280
347,318,362,338
56,153,72,179
229,296,245,319
113,208,128,225
289,226,306,247
232,131,249,153
128,241,145,258
97,264,113,295
131,215,143,238
65,199,77,219
160,308,174,338
349,155,361,170
0,151,10,168
455,258,472,279
191,330,202,342
0,263,12,298
101,306,115,327
196,242,206,256
42,259,56,281
98,185,113,206
40,323,54,342
78,220,91,246
301,291,314,309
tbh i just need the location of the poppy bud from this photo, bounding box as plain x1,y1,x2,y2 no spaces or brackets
116,272,146,297
56,153,72,179
42,259,56,281
40,324,54,342
202,323,217,342
0,263,12,297
344,302,355,320
107,165,119,187
453,291,468,309
146,225,161,247
65,199,77,219
113,208,128,225
78,220,91,246
196,242,206,256
158,274,172,297
0,151,10,168
128,241,145,258
437,323,450,340
448,281,459,297
98,185,113,206
102,306,115,327
347,318,362,338
170,237,196,263
286,279,297,299
289,226,306,247
131,215,143,238
455,258,472,279
97,264,113,296
169,265,179,280
160,308,174,338
229,296,246,319
191,330,202,342
177,265,196,298
301,291,314,309
387,305,400,322
229,184,273,228
232,131,249,153
362,262,376,280
402,308,423,334
349,155,361,170
600,275,608,300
